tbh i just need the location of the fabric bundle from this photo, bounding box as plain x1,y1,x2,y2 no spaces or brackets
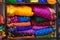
7,5,34,16
0,14,5,38
0,14,4,32
7,5,56,38
7,5,34,38
7,16,30,23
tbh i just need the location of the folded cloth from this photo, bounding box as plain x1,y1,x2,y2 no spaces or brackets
32,26,52,30
0,15,4,25
8,26,32,31
0,33,2,40
30,0,38,3
7,22,31,27
0,36,2,40
18,29,34,34
32,6,51,20
18,16,30,22
15,6,34,16
38,0,47,3
2,31,6,37
0,26,4,31
14,26,32,31
10,31,33,36
32,6,56,20
7,16,18,23
6,0,16,4
7,5,16,16
34,27,55,36
31,16,49,22
36,34,54,38
7,16,30,23
8,28,34,34
8,35,35,39
31,20,54,26
7,5,34,16
17,0,24,2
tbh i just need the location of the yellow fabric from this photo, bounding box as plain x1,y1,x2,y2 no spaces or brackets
15,6,34,16
7,5,16,16
7,5,34,16
30,0,38,2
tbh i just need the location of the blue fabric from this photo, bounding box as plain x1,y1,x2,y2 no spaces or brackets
18,16,30,22
38,0,47,3
14,26,32,31
0,25,3,29
34,27,55,36
17,0,23,2
58,18,60,26
0,25,3,31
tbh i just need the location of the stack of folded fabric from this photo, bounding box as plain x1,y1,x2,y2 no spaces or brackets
0,14,5,38
31,5,56,38
7,5,56,38
7,5,35,38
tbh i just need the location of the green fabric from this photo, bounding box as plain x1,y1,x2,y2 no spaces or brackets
36,34,54,38
5,0,16,4
9,32,14,37
0,27,5,32
32,16,49,22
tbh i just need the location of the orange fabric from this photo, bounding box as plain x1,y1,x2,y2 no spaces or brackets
7,5,16,17
15,6,34,16
8,35,35,39
0,0,2,2
7,5,34,16
47,0,56,4
7,22,31,27
0,15,4,25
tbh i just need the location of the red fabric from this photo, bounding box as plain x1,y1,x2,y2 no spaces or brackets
31,20,54,26
0,15,4,25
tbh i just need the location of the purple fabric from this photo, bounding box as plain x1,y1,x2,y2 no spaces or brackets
18,29,34,34
0,36,2,40
32,26,50,30
33,6,51,20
